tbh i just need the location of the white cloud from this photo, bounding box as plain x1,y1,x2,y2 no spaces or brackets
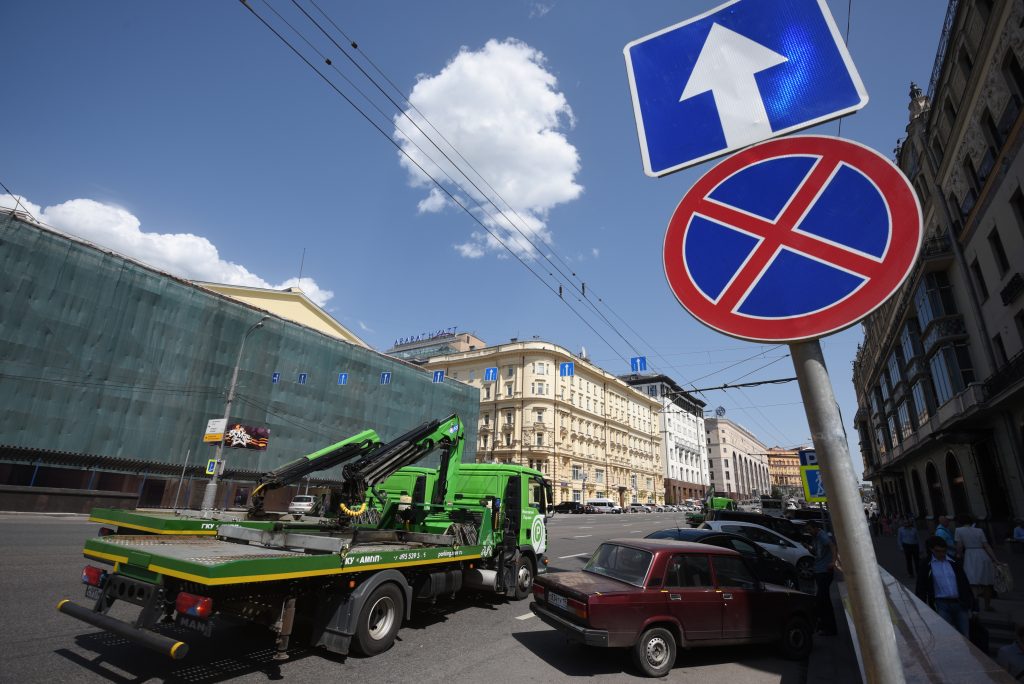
591,247,599,259
417,187,448,213
357,320,374,333
0,195,334,307
394,38,582,259
529,3,554,19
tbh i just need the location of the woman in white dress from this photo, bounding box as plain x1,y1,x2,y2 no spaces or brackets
955,514,999,611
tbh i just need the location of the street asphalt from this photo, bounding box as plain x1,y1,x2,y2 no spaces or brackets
0,510,856,683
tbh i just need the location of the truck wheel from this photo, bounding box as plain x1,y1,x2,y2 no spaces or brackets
353,583,404,657
511,555,535,600
632,626,676,677
779,616,812,659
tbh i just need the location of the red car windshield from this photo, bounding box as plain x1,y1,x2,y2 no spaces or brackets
584,543,653,586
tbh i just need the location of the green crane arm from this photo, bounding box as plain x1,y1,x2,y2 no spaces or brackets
335,414,464,514
247,429,381,516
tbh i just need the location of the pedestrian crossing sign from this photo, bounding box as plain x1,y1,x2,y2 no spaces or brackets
801,465,827,503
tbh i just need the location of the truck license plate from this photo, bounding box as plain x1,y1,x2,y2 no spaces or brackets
548,592,568,610
84,585,102,600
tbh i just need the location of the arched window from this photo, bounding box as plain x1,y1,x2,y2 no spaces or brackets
945,452,969,517
925,462,947,516
911,470,927,517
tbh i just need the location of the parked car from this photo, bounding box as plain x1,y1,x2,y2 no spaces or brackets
644,527,800,589
530,539,816,677
700,520,814,580
287,494,316,515
553,501,587,514
627,503,652,513
705,509,809,544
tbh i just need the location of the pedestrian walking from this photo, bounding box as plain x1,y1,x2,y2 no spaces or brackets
869,511,879,537
806,519,838,636
955,514,999,611
898,518,921,577
935,516,956,559
914,536,974,636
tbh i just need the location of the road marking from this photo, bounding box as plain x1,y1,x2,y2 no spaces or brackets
572,534,593,538
578,526,593,529
557,552,591,559
629,530,643,534
516,613,535,621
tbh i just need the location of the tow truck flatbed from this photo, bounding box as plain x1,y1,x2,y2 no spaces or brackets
88,508,327,535
83,530,482,586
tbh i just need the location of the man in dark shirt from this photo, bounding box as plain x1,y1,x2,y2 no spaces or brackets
915,535,974,636
807,519,838,636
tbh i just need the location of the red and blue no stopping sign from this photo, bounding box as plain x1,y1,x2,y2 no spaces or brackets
663,135,922,343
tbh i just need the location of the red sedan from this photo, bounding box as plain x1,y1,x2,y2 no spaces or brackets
530,538,817,677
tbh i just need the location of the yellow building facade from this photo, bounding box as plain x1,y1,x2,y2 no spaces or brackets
423,340,664,506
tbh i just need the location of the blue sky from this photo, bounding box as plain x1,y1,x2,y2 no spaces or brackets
2,1,950,479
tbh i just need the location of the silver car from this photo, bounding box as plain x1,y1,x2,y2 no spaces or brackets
288,495,316,515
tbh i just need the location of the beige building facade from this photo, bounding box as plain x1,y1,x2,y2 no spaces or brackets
767,447,803,496
704,417,771,500
852,0,1024,532
423,340,664,506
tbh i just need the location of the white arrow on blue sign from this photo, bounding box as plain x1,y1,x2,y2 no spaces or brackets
559,362,575,377
624,0,867,176
432,370,445,383
484,367,498,382
630,356,648,373
380,372,391,385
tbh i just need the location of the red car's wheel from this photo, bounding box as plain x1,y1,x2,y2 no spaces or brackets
632,627,676,677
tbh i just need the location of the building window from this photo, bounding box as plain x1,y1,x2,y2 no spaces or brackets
888,414,901,446
534,362,548,375
506,366,515,378
970,259,989,300
572,490,581,503
505,411,514,425
915,271,956,329
887,352,903,386
989,227,1010,276
504,433,512,447
912,380,931,426
572,465,582,480
505,383,513,398
536,433,544,446
483,386,491,400
1012,187,1024,240
595,469,604,484
957,46,973,82
929,344,975,406
647,385,658,397
483,413,490,425
994,333,1008,367
481,434,489,449
535,409,545,423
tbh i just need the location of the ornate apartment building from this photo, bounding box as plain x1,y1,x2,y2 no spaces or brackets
852,0,1024,532
767,446,803,497
422,340,664,506
704,417,771,500
621,373,709,503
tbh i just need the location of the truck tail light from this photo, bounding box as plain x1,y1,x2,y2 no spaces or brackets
175,592,214,619
82,565,106,587
568,597,588,620
97,527,116,537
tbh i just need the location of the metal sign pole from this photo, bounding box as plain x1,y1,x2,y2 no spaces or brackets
790,340,904,684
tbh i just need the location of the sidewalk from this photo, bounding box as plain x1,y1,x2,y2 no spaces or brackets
872,530,1024,655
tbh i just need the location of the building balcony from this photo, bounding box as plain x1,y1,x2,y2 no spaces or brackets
501,423,515,432
985,350,1024,400
920,234,953,269
921,314,967,355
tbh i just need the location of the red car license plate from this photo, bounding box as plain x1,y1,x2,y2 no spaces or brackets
548,592,568,610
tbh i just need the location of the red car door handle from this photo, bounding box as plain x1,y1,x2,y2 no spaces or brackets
722,593,733,600
669,594,681,601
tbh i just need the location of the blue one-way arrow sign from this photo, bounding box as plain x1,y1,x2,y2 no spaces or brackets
624,0,867,176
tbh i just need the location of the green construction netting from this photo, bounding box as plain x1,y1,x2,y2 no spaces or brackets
0,213,478,479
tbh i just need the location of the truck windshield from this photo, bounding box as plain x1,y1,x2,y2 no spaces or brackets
584,543,652,586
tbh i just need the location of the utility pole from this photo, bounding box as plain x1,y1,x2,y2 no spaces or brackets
201,315,269,513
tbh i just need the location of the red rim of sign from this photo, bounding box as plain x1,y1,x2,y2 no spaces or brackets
663,135,922,343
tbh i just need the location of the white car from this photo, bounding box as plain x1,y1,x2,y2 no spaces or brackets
701,520,814,579
288,495,316,515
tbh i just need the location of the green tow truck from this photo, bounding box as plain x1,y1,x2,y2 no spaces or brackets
58,415,554,661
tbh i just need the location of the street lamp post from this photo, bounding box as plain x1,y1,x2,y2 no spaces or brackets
201,315,269,513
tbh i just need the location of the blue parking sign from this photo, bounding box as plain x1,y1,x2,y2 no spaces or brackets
271,372,280,384
624,0,867,175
